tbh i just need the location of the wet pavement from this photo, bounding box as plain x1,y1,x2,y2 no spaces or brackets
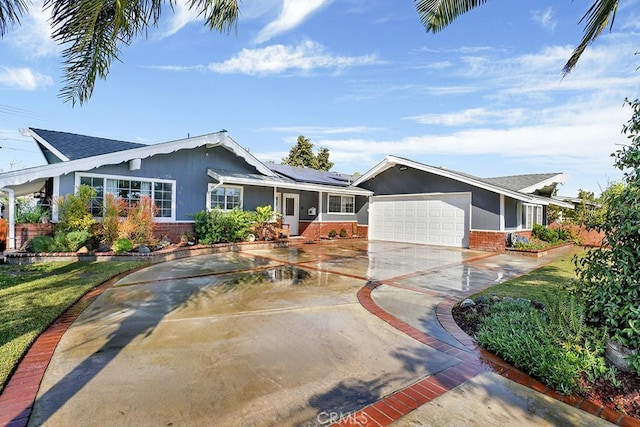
20,240,615,426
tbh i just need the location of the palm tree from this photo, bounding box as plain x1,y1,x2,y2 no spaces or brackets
414,0,619,75
0,0,239,105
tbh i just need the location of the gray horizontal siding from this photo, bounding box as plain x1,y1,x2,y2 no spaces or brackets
359,165,501,230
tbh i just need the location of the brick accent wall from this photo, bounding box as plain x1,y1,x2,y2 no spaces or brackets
299,221,360,240
469,230,532,252
153,222,195,243
15,223,54,250
548,223,605,247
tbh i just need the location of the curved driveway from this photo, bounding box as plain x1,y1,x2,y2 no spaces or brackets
24,241,611,426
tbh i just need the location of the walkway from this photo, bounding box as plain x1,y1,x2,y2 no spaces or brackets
0,240,635,426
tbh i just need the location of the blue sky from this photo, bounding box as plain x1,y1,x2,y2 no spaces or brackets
1,0,639,196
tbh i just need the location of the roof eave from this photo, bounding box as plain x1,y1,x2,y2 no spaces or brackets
519,173,568,194
354,155,544,203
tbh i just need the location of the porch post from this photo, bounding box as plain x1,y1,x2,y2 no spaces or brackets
273,187,277,211
500,195,505,231
6,188,15,250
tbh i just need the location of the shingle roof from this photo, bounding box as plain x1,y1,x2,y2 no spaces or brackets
266,163,353,186
480,173,562,193
30,128,146,162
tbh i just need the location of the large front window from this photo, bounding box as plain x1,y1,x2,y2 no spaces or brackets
208,185,242,210
79,175,174,219
328,194,355,214
523,204,543,229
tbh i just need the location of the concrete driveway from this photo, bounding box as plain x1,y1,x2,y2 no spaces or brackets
26,240,609,426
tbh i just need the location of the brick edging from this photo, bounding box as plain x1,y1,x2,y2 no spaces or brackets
335,280,639,426
436,298,637,426
0,265,149,427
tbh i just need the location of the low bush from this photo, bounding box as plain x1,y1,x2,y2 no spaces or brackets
532,224,560,243
193,209,255,244
56,185,97,233
66,230,91,252
112,237,134,253
475,296,607,394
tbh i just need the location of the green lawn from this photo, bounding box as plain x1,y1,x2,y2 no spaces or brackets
0,261,143,391
472,249,583,303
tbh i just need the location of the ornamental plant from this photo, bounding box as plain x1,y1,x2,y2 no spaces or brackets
574,98,640,374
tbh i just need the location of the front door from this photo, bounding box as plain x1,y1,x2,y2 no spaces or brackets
282,193,299,235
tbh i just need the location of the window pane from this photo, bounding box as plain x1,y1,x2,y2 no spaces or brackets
328,195,341,212
285,197,295,216
211,188,225,209
342,196,354,213
227,188,241,210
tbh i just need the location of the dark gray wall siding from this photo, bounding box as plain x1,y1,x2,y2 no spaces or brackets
359,166,501,230
65,146,259,220
356,196,368,225
59,174,75,196
299,191,318,221
504,197,519,229
243,186,274,211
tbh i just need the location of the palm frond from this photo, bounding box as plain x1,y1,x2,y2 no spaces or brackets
190,0,239,34
414,0,491,33
563,0,618,75
0,0,29,36
44,0,239,106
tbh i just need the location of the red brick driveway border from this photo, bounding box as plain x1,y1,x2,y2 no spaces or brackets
333,282,640,427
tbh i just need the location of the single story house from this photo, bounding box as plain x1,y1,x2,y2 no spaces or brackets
0,129,571,252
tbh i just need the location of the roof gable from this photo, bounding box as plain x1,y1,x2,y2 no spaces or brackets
1,131,276,194
353,155,570,207
26,128,146,163
481,173,565,194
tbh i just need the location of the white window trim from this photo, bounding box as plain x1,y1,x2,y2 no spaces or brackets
75,172,176,221
327,193,355,215
207,183,243,211
522,203,542,230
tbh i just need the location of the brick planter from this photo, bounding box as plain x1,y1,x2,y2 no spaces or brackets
469,230,532,252
15,223,54,250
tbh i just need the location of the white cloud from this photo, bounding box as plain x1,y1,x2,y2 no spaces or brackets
254,0,333,44
0,67,53,90
160,0,201,38
207,40,378,75
7,0,58,58
531,7,557,31
405,108,528,126
257,125,384,134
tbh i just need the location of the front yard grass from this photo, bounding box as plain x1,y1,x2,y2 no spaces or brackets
0,261,143,391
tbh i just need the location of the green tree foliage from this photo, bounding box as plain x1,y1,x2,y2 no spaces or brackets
0,0,239,105
315,147,334,171
415,0,620,75
281,135,334,171
574,98,640,374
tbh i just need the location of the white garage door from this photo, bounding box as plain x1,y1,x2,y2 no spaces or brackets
369,193,471,247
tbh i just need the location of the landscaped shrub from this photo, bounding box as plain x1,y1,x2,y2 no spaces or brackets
100,193,126,244
16,204,50,224
65,230,92,252
112,237,134,253
339,228,347,238
532,224,560,243
29,236,54,253
327,229,337,238
193,209,255,244
252,205,280,241
118,196,157,244
475,296,607,394
56,185,97,233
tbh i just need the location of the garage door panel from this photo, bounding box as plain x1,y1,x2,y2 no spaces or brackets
370,194,470,247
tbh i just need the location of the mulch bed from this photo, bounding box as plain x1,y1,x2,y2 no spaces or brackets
452,304,640,419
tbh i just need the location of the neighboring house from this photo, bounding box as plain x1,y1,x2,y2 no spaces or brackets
0,130,572,252
353,156,573,251
0,129,371,250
